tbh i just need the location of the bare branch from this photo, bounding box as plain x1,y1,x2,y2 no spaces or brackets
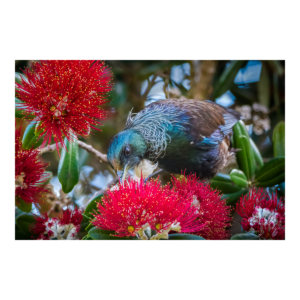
38,140,108,164
39,143,62,155
77,141,107,163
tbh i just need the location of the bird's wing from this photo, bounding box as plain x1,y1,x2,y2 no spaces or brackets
149,99,241,149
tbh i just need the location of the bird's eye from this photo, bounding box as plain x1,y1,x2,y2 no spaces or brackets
124,145,131,156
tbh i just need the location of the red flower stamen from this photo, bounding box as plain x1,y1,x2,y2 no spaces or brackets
16,60,113,150
31,207,83,240
236,189,285,240
171,173,232,240
92,177,205,239
15,125,50,204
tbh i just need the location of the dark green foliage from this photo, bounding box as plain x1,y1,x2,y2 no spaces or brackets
229,169,248,188
22,121,45,149
58,138,80,193
88,228,137,240
16,213,36,235
84,194,104,219
212,119,284,204
168,234,205,240
213,60,247,98
273,122,285,157
221,189,248,206
15,196,32,213
210,173,241,194
231,233,260,240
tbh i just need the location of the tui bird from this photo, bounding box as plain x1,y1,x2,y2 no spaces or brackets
107,98,241,181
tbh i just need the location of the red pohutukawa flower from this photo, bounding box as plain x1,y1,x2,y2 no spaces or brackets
172,174,232,240
236,189,285,240
92,178,205,240
15,126,50,204
31,214,53,240
32,207,83,240
16,60,113,150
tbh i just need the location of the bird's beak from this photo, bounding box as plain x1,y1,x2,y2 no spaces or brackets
117,162,130,184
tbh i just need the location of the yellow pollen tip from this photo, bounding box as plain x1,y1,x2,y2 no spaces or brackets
155,223,163,230
127,225,135,233
50,105,56,111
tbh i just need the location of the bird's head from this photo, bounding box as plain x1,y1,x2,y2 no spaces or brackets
107,130,148,182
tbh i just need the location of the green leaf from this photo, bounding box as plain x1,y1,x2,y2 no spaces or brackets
85,221,95,232
92,228,117,236
250,138,264,170
88,228,137,240
255,173,285,188
15,98,34,120
16,213,36,234
257,63,270,107
273,121,285,157
84,194,103,219
234,119,250,138
15,222,33,240
34,121,45,137
213,60,247,98
230,169,248,188
22,121,45,149
15,230,32,240
254,157,285,187
221,189,248,206
15,196,32,213
58,138,80,193
210,173,241,194
232,121,255,181
15,207,25,219
79,214,90,232
81,234,93,240
168,234,205,240
231,232,259,240
15,72,23,85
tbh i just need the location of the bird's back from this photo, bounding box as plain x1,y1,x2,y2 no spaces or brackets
125,98,240,179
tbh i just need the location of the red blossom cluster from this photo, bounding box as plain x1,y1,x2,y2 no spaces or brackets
31,207,83,240
92,178,205,239
172,174,232,240
16,60,113,150
236,189,285,240
15,126,50,204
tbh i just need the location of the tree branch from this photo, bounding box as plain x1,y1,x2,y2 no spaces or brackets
77,141,107,163
38,141,108,164
39,143,62,155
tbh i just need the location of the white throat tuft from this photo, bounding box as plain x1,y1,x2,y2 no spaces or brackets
134,159,158,178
